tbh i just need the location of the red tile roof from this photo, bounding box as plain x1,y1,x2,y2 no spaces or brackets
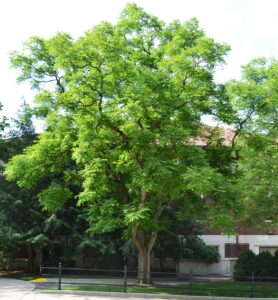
189,127,236,147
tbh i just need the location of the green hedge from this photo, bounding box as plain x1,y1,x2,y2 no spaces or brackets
234,250,278,280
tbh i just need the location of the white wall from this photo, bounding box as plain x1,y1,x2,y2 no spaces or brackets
177,258,237,276
200,235,278,258
177,235,278,276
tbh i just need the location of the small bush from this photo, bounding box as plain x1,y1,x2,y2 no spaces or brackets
273,250,278,276
255,251,275,278
234,250,256,280
181,236,220,263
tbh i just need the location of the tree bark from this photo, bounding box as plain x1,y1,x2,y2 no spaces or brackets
27,245,34,273
131,225,157,285
137,248,152,284
34,247,43,274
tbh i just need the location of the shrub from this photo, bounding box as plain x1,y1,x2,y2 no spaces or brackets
234,250,256,280
255,251,275,278
274,250,278,277
234,250,278,280
181,236,220,263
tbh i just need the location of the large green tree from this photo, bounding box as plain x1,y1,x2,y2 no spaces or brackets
226,58,278,225
6,4,236,283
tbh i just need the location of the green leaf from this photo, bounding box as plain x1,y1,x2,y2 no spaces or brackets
39,183,73,212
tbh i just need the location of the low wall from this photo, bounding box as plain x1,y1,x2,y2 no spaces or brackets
177,258,237,276
151,258,176,270
1,258,29,271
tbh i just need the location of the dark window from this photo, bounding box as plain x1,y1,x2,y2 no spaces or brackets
225,243,249,258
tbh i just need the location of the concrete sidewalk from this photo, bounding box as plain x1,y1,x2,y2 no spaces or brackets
4,289,277,300
15,290,189,299
0,278,35,299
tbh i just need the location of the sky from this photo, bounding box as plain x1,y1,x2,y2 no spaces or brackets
1,0,278,121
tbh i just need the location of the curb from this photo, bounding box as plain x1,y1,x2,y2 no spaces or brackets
38,290,206,299
37,290,277,300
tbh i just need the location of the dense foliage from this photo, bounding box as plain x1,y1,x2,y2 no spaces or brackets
234,250,278,279
154,217,219,266
5,4,235,283
2,4,277,283
0,104,220,272
226,58,278,225
0,104,91,271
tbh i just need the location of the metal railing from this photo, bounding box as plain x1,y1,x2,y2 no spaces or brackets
39,264,278,298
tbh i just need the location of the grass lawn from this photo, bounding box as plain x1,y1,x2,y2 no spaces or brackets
57,282,278,298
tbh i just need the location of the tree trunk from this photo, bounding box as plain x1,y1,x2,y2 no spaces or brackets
34,247,43,274
5,257,10,271
131,225,157,285
27,245,34,273
137,249,152,284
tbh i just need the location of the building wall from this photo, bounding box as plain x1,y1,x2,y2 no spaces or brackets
200,234,278,258
176,234,278,276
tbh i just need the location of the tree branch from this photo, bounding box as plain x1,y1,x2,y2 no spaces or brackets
146,232,157,253
105,121,129,144
140,189,147,203
231,107,256,160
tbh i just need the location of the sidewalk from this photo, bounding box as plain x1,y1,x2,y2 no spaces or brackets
4,289,276,300
32,274,232,290
0,278,35,299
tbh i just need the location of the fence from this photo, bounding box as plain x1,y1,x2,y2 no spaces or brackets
40,263,278,298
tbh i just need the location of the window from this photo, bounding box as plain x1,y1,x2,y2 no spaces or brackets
225,243,249,258
259,247,278,255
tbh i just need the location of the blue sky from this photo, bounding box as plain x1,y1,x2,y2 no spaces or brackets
1,0,278,120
